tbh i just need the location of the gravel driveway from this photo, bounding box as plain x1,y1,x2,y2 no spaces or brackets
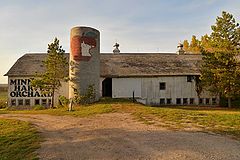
1,113,240,160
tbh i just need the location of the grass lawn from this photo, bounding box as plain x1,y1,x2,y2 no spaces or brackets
0,118,40,160
0,91,7,101
0,98,240,141
113,103,240,139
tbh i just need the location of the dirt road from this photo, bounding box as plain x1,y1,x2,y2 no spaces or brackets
1,113,240,160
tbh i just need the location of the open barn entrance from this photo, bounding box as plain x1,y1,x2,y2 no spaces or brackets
102,78,112,97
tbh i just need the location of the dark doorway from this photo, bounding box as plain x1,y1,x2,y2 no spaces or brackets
102,78,112,97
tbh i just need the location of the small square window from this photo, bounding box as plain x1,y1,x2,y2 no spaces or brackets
187,75,194,82
176,98,181,105
190,98,194,104
167,98,172,104
35,99,40,105
11,99,16,106
25,99,30,106
212,98,216,105
183,98,188,105
206,98,210,105
159,82,166,90
199,98,204,105
42,99,47,105
160,98,165,105
18,99,23,106
48,99,52,106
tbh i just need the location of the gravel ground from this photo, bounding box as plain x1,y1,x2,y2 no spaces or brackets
1,113,240,160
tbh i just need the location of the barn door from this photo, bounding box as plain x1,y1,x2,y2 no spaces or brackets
102,78,112,97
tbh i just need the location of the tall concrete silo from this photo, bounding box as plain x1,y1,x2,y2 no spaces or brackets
69,26,100,103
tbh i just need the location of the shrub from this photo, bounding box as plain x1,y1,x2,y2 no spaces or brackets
74,85,96,105
58,95,69,106
0,100,7,109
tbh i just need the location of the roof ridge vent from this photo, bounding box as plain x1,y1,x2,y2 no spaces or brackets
177,42,185,55
113,43,120,54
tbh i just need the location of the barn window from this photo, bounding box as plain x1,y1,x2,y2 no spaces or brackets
212,98,216,105
187,75,194,82
48,99,52,105
18,99,23,106
42,99,47,105
159,82,166,90
11,99,16,106
176,98,181,105
183,98,188,105
166,98,172,104
190,98,194,104
25,99,30,106
160,98,165,104
206,98,210,105
35,99,40,105
199,98,204,105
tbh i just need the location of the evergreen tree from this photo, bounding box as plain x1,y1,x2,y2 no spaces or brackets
200,11,240,108
31,38,68,108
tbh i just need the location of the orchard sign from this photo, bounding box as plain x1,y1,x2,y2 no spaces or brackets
9,79,51,98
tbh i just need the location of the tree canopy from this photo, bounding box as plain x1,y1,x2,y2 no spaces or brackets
200,11,240,108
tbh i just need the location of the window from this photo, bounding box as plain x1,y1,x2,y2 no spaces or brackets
206,98,210,105
199,98,204,105
18,99,23,106
212,98,216,105
159,82,166,90
176,98,181,105
190,98,194,104
42,99,47,105
25,99,30,106
11,99,16,106
187,75,194,82
183,98,188,105
35,99,40,105
48,99,52,105
167,98,172,104
160,98,165,105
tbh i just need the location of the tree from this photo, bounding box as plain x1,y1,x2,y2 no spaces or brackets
200,34,212,52
183,40,190,52
200,11,240,108
31,38,68,108
189,35,201,53
182,35,201,54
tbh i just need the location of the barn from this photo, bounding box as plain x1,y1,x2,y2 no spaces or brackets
4,26,218,107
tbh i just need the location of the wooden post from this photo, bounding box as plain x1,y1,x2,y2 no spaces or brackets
133,91,135,102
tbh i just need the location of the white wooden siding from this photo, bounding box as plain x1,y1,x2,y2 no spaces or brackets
111,76,218,105
112,78,141,98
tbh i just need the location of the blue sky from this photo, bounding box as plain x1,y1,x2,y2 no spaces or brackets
0,0,239,83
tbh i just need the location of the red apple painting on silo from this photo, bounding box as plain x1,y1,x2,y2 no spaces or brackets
71,31,97,61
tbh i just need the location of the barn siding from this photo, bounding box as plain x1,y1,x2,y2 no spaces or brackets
111,76,218,105
112,78,141,98
7,77,69,107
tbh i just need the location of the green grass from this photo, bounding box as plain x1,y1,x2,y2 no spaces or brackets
1,98,240,140
1,103,114,117
0,91,8,109
0,91,7,101
112,103,240,139
0,118,41,160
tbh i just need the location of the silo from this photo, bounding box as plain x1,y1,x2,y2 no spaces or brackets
69,26,100,103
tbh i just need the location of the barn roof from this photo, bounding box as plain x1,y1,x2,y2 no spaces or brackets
5,53,202,77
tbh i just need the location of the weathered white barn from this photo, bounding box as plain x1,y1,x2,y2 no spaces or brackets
4,26,218,107
4,52,218,107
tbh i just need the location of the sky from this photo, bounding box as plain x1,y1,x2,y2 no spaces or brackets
0,0,239,84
